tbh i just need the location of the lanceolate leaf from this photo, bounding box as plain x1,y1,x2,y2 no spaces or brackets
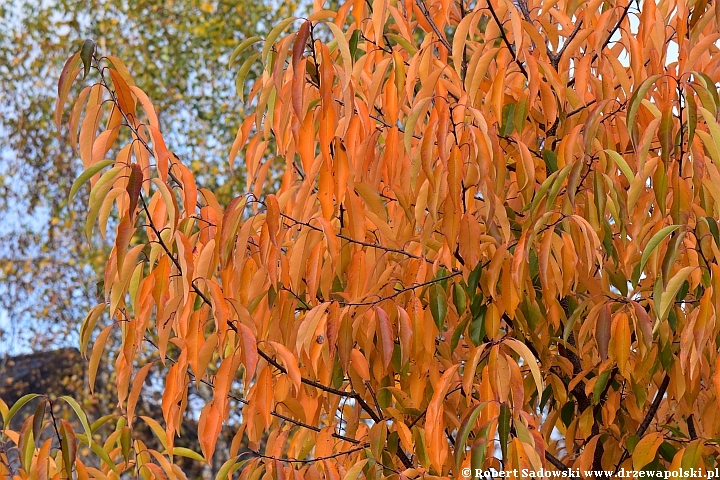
261,17,297,66
2,394,39,431
454,402,487,469
229,36,262,67
639,225,682,275
80,39,96,79
657,266,695,321
627,74,662,145
498,403,511,461
68,158,114,202
60,396,93,448
429,284,448,332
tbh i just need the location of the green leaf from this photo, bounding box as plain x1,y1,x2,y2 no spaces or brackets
229,36,262,67
470,436,488,477
453,283,467,315
31,399,46,441
60,396,92,447
68,159,114,203
500,103,515,136
660,232,685,288
77,436,119,474
385,33,417,55
658,441,677,462
498,403,511,461
430,284,448,331
2,394,39,431
639,225,682,275
544,163,573,210
681,440,703,470
659,105,674,165
80,39,96,79
542,149,558,174
604,149,634,182
90,414,116,433
593,369,611,404
59,420,78,477
349,29,362,61
451,315,471,351
261,17,297,66
466,263,482,299
563,300,588,344
172,447,206,463
697,72,720,114
215,457,247,479
469,304,487,346
235,52,261,102
412,427,431,469
627,74,662,145
626,434,640,454
561,401,575,427
687,92,697,145
454,402,487,469
657,266,695,321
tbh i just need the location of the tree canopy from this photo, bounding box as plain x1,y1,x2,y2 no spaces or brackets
4,0,720,477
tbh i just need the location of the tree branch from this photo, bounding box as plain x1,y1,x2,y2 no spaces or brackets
248,445,367,464
613,374,671,474
545,451,570,471
256,345,413,469
486,0,528,79
415,0,452,51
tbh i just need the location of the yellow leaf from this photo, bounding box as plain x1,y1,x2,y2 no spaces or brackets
632,432,664,471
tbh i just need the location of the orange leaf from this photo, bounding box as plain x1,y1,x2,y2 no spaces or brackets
267,341,303,392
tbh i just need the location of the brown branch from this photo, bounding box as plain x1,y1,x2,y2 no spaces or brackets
549,20,583,70
637,374,670,436
598,0,633,55
279,211,432,264
485,0,528,79
143,335,362,445
139,194,212,308
613,374,671,474
248,445,367,464
545,451,570,471
567,0,633,87
268,410,357,444
364,380,385,420
257,346,355,400
339,271,462,307
257,345,413,469
415,0,452,51
97,66,183,188
334,98,422,140
687,415,697,440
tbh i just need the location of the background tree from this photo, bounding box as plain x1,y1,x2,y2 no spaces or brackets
0,0,294,350
5,0,720,477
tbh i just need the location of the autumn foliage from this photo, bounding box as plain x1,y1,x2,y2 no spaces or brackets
3,0,720,477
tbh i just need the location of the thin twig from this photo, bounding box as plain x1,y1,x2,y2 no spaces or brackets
415,0,453,51
613,374,670,474
248,445,367,464
486,0,528,78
